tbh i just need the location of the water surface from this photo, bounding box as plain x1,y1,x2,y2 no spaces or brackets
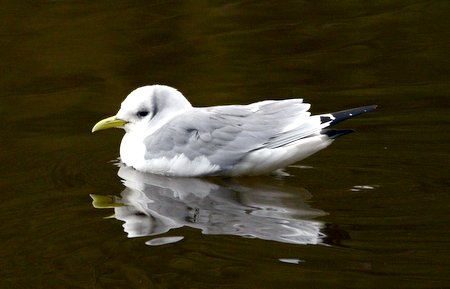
1,1,449,288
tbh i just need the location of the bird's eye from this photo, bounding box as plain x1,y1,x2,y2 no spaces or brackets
137,110,149,117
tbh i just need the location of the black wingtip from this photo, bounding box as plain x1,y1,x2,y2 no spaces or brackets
323,129,354,139
327,105,377,126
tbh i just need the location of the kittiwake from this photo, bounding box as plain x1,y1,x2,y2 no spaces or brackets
92,85,376,177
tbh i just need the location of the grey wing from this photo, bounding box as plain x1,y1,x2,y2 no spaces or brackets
143,108,262,170
144,99,314,170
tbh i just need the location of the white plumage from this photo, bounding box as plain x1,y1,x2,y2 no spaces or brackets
92,85,376,177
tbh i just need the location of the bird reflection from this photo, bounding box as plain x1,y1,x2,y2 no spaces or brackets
91,165,334,246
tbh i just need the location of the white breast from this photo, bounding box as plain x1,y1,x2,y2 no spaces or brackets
120,132,147,169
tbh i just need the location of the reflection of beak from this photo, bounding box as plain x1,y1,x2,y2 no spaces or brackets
90,194,124,208
92,116,127,132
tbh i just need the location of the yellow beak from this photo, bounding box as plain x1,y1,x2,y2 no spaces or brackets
92,116,127,132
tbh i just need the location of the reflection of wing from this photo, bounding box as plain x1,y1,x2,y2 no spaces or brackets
92,165,330,245
144,100,318,171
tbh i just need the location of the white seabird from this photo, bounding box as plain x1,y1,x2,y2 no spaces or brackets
92,85,376,177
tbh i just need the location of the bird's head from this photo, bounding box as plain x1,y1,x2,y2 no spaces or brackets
92,85,192,133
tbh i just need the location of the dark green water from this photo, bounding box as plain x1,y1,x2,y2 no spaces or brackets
1,1,450,288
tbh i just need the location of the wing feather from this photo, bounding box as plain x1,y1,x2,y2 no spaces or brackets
143,99,318,171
